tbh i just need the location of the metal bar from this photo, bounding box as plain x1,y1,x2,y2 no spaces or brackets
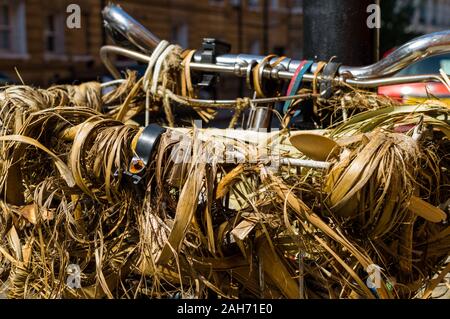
100,44,445,91
189,61,444,87
192,52,303,74
279,158,331,169
229,151,331,169
345,74,445,87
100,45,152,79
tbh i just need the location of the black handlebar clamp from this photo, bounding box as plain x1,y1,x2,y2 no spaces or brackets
125,123,167,184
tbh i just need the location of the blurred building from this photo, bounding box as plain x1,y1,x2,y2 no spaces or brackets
0,0,103,86
0,0,304,86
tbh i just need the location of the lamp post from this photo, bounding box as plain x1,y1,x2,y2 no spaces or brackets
303,0,379,66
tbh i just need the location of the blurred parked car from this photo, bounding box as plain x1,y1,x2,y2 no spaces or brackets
378,53,450,103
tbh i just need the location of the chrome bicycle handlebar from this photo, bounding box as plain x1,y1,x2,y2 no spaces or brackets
339,31,450,79
102,4,450,87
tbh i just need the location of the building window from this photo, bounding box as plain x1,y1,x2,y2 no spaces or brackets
45,14,64,54
291,0,303,14
171,23,189,48
249,40,260,54
271,0,279,10
248,0,260,9
209,0,225,5
0,0,27,56
0,3,11,50
432,0,438,25
45,15,55,52
419,0,427,23
445,2,450,26
439,0,447,26
229,0,241,7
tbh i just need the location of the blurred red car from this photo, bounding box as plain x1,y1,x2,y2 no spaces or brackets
378,53,450,104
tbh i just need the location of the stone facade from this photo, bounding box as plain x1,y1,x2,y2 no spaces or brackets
0,0,303,86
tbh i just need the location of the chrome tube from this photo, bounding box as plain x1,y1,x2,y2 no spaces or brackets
345,74,445,87
100,44,445,89
188,62,444,87
192,52,303,74
102,4,160,53
339,30,450,79
100,45,151,79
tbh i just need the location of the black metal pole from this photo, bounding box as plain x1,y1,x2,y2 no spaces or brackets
303,0,378,66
